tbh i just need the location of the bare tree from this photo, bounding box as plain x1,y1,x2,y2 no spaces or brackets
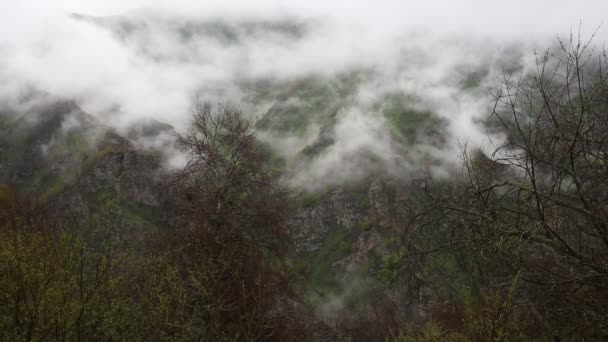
159,101,310,341
413,32,608,338
170,101,288,246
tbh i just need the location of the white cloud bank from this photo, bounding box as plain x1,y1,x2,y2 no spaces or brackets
0,0,605,185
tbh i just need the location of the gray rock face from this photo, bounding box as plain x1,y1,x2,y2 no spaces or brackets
368,178,419,233
0,101,167,230
287,176,438,328
342,230,381,273
368,179,395,229
112,152,161,207
50,130,166,231
289,188,366,252
79,135,163,207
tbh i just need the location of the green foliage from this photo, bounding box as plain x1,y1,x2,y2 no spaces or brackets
382,94,445,144
119,200,164,226
296,225,361,304
0,193,283,341
343,185,370,211
390,278,531,341
354,194,370,210
255,76,356,136
339,240,354,254
298,136,334,157
360,216,375,231
36,176,70,204
0,113,18,129
133,254,246,341
299,191,325,208
0,222,137,340
0,184,10,200
0,104,303,341
378,247,407,285
15,129,94,200
80,146,114,174
257,141,287,172
460,277,529,341
389,321,467,342
292,258,311,275
430,251,479,303
83,189,163,228
458,66,489,90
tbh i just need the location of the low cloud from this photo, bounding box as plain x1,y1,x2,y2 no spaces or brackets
0,1,605,187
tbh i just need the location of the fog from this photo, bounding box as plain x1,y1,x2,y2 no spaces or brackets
0,0,605,187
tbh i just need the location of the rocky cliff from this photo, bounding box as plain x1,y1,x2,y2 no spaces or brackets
0,101,169,232
0,100,453,340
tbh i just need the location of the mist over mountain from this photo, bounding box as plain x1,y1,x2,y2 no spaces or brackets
1,1,608,341
0,3,559,187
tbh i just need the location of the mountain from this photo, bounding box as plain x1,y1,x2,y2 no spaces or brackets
0,12,546,341
0,100,168,232
2,5,608,340
0,96,460,341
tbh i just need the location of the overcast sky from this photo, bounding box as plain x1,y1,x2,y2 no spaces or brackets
7,1,607,35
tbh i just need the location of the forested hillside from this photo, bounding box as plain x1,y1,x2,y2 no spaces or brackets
1,4,607,341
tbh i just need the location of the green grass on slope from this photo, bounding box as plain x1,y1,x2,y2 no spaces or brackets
255,76,359,135
293,224,362,306
429,250,480,306
23,135,95,198
0,113,19,130
382,94,445,145
86,189,164,228
298,191,325,208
